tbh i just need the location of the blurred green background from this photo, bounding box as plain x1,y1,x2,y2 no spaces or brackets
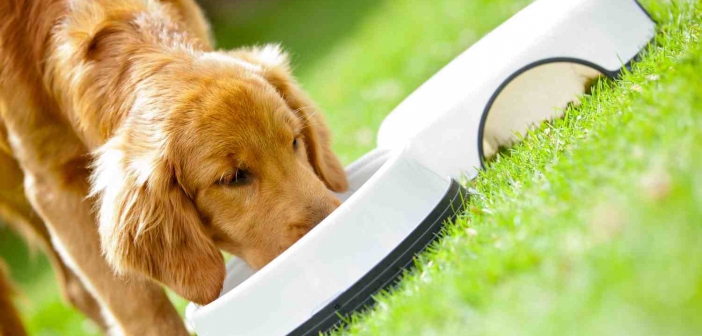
0,0,536,334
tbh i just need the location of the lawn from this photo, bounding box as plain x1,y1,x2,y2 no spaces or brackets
1,0,700,335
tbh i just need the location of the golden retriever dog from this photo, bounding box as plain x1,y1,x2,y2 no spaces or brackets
0,0,348,334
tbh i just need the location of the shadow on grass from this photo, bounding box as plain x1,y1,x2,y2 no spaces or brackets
201,0,378,71
0,227,50,285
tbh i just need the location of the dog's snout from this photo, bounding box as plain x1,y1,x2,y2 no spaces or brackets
284,193,339,240
306,195,341,226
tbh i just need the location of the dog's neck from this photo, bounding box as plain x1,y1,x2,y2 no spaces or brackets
45,0,212,150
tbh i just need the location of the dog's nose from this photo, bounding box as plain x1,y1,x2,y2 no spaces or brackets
306,195,340,226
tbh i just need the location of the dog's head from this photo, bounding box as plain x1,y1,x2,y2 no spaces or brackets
91,45,347,304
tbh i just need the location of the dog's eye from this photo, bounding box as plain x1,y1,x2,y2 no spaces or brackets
219,169,250,186
292,138,299,150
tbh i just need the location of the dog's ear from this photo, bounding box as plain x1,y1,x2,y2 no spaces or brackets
91,136,225,305
230,45,348,192
276,75,349,193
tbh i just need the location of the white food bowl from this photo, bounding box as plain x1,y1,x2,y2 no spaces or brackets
187,0,655,335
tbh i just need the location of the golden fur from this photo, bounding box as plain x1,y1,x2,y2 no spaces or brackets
0,0,347,334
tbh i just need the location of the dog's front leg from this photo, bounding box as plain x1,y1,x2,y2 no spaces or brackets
0,102,189,336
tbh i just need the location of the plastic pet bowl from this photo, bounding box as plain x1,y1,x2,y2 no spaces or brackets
186,0,655,335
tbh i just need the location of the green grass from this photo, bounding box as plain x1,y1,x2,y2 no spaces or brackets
333,1,702,335
1,0,701,335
